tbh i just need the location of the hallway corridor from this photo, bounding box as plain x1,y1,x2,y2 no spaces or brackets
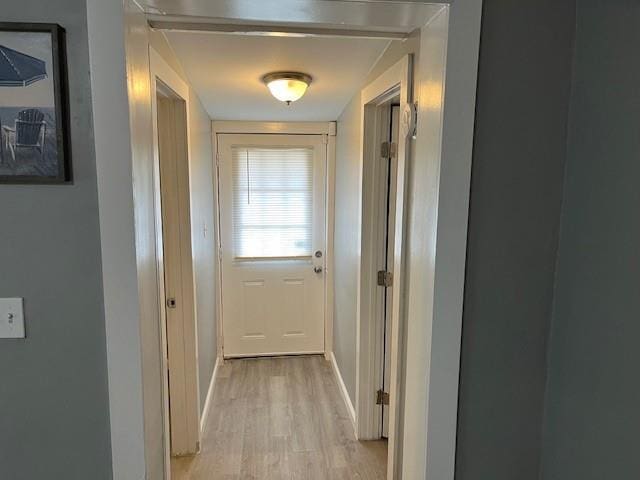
171,356,387,479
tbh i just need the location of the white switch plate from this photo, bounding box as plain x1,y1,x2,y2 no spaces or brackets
0,298,25,339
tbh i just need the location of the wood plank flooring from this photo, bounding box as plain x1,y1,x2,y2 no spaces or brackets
171,355,387,479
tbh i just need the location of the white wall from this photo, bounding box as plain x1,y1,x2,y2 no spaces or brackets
187,86,218,415
400,11,450,479
333,92,361,402
333,5,481,479
333,32,420,405
148,31,219,414
88,2,217,477
87,0,147,478
122,3,164,478
128,11,218,477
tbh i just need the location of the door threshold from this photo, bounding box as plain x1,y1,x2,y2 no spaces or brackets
224,351,325,360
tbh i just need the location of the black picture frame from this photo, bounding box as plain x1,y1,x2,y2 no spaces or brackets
0,23,71,184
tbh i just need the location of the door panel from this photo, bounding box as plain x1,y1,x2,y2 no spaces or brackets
218,134,326,357
241,280,268,338
156,93,199,454
282,278,305,335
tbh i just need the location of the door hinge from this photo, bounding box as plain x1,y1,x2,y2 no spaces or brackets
381,141,397,159
377,270,393,287
376,389,390,405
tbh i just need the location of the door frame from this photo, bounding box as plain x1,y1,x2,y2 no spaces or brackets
211,121,336,361
356,55,412,479
150,47,201,460
89,1,482,478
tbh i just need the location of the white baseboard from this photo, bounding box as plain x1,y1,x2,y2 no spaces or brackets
199,358,220,435
328,351,357,434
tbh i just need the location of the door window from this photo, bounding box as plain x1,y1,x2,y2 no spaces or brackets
232,146,314,258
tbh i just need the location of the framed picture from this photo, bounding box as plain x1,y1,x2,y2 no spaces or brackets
0,23,71,184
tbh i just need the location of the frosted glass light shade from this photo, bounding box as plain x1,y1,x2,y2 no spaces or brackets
263,72,312,105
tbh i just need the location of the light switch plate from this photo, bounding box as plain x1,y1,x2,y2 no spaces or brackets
0,298,25,339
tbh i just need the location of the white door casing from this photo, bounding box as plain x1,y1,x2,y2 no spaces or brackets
92,1,482,479
217,133,327,357
356,54,413,480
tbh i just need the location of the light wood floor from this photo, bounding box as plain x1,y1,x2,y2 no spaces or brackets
171,355,387,479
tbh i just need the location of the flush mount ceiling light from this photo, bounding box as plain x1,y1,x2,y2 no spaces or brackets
262,72,312,105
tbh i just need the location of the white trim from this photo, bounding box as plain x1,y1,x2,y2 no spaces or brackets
324,134,336,360
362,61,408,106
149,18,410,41
150,47,201,456
401,3,482,480
86,1,147,478
150,50,189,100
150,71,172,479
211,130,225,362
328,352,357,434
355,56,411,480
212,121,336,136
199,358,220,435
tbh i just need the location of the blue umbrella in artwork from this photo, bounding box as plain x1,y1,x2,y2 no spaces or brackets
0,44,47,86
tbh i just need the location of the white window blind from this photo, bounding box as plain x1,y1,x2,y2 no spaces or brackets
232,146,313,258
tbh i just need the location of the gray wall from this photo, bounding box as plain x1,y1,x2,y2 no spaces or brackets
541,1,640,478
0,1,112,479
455,1,575,479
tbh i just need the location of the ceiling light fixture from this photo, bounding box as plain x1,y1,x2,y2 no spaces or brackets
262,72,312,105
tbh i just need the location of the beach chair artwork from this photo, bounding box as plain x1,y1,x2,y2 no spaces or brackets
0,24,70,183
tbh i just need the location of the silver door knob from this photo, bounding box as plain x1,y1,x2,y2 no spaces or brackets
313,266,323,274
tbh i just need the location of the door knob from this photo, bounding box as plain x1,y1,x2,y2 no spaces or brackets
313,266,323,274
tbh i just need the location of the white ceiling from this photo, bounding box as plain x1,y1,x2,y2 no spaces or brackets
165,32,391,121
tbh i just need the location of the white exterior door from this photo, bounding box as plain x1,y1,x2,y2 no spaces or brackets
217,133,326,357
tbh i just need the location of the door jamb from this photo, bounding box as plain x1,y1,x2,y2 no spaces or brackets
150,47,201,459
378,101,400,440
211,121,336,361
356,55,412,479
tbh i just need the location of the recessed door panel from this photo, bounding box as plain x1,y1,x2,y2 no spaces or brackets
282,278,306,337
241,280,267,338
